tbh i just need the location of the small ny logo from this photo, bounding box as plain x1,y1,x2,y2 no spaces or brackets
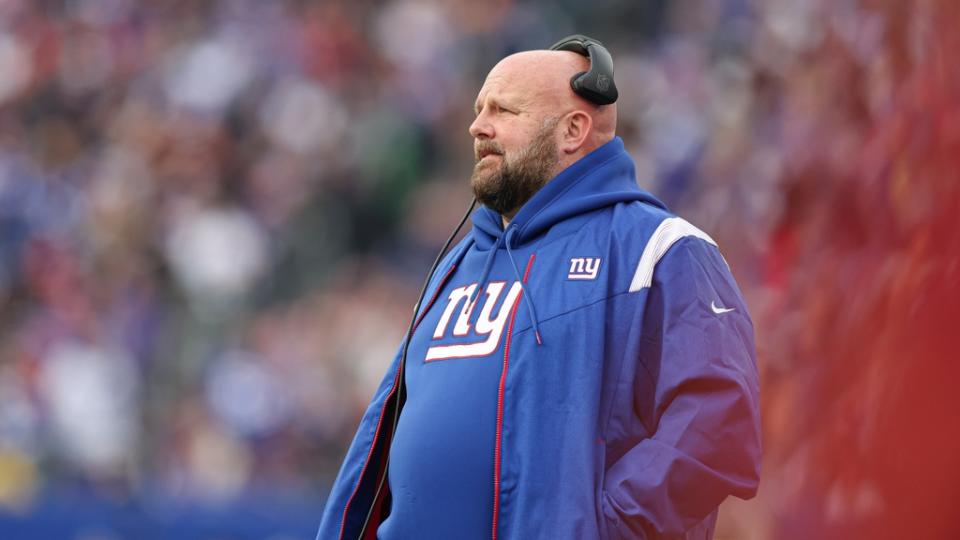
596,74,610,92
568,257,601,280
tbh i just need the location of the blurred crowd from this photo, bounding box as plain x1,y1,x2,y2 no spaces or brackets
0,0,956,538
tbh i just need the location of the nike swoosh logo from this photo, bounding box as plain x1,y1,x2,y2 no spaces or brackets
711,301,735,314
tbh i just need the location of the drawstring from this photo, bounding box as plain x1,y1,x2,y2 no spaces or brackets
504,228,543,345
470,226,544,346
470,233,503,307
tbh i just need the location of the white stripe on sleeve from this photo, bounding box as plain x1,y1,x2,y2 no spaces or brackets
628,217,719,292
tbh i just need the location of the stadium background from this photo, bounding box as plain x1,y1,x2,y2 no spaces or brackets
0,0,957,538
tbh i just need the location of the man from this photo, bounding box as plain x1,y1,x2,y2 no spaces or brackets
318,37,761,539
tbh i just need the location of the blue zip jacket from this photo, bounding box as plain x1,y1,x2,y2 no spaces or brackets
317,137,761,539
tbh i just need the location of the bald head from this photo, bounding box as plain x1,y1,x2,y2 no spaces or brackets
468,49,618,221
473,50,617,153
484,51,587,113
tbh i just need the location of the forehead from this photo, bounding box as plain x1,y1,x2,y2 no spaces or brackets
474,77,528,111
473,50,587,111
474,60,551,111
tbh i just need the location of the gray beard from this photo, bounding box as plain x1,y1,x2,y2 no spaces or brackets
471,120,560,217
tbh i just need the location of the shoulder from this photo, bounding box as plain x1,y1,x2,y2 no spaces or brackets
592,202,725,294
625,214,721,292
526,189,728,285
537,200,721,293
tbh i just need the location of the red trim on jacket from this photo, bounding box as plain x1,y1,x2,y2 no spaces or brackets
492,253,536,540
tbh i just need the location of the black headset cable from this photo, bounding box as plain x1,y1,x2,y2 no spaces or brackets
358,196,478,538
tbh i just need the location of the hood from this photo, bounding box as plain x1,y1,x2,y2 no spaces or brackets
471,137,666,250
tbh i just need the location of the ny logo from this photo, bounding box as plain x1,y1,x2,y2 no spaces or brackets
425,281,522,362
568,257,601,280
596,74,610,92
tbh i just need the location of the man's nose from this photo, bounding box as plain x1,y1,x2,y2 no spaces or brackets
469,114,493,139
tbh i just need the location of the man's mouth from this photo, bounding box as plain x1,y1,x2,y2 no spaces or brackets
475,145,504,161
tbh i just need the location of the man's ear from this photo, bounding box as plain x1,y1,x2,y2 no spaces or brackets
559,110,593,155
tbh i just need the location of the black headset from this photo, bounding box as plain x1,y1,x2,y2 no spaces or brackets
549,34,618,106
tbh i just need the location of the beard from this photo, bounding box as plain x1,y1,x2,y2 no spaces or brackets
471,118,560,217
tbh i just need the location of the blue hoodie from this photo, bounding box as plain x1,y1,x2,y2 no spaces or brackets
317,137,761,539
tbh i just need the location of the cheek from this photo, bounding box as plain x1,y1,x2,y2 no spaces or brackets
493,119,538,155
501,134,531,157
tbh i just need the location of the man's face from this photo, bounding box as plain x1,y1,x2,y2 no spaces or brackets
469,70,561,217
470,117,559,217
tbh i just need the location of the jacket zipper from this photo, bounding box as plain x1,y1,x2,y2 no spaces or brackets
492,253,536,540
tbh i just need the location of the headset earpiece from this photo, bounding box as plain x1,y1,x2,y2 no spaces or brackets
549,34,618,106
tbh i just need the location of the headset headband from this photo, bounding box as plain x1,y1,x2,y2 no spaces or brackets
549,34,618,106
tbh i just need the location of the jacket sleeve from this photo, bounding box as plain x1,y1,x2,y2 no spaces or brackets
601,236,762,539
